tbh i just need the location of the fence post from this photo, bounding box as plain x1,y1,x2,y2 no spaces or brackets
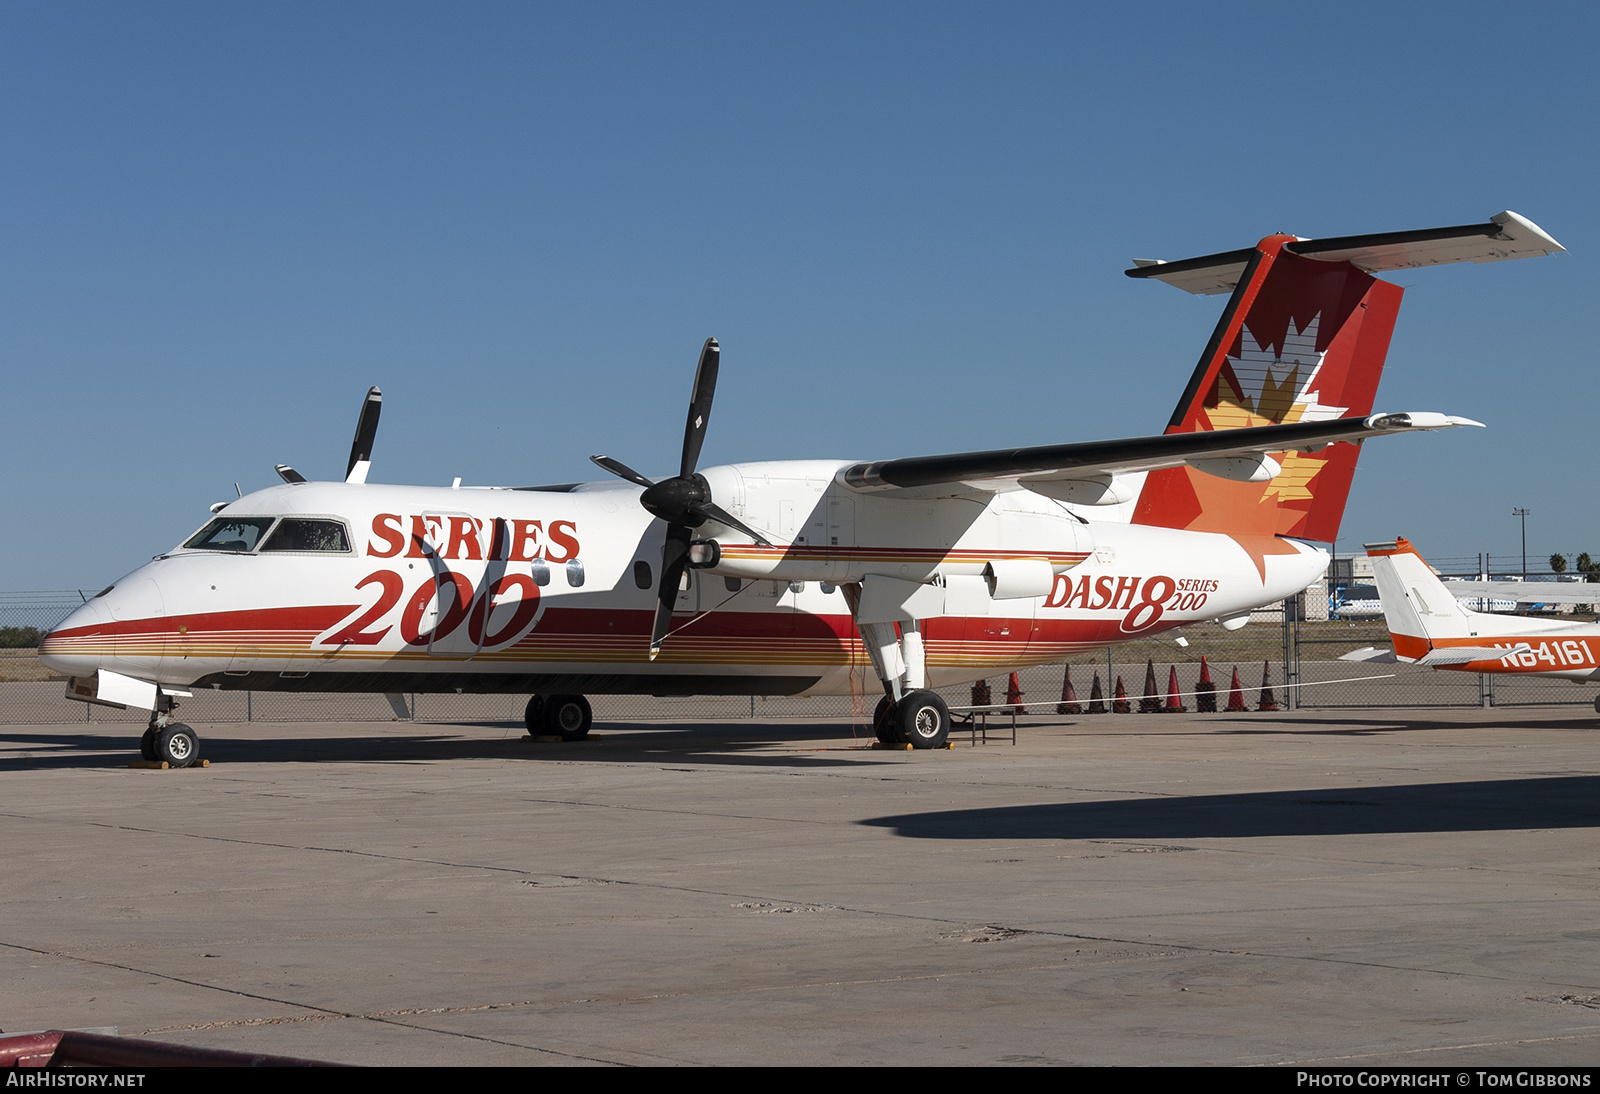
1479,673,1495,709
1282,595,1300,711
246,691,252,722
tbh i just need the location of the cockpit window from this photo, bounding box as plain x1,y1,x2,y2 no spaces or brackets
183,517,277,552
260,518,351,553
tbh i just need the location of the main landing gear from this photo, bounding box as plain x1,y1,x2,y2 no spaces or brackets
846,597,951,750
142,699,200,768
872,690,952,749
524,694,593,741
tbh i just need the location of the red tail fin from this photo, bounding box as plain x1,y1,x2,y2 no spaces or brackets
1131,234,1402,542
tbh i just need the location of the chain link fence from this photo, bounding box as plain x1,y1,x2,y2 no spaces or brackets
3,590,1593,728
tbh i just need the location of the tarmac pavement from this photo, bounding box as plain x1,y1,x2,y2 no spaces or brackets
5,708,1600,1066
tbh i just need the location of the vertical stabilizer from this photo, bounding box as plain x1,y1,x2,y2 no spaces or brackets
1125,212,1562,544
1131,237,1402,542
1366,537,1475,658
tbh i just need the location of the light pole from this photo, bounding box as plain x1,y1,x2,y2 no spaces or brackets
1513,507,1530,578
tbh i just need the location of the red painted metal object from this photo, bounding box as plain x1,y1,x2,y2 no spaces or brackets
0,1029,342,1067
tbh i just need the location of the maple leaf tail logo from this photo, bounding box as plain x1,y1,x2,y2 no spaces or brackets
1133,243,1405,550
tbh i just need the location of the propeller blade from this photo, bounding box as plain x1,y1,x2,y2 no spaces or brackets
345,386,382,483
651,524,694,660
678,338,719,478
275,464,306,484
589,455,657,489
693,501,773,548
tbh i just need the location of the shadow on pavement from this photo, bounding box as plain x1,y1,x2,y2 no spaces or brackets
0,720,891,771
863,774,1600,840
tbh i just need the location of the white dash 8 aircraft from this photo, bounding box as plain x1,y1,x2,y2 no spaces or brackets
41,212,1563,764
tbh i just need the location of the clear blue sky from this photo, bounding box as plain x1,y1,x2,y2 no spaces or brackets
3,1,1595,589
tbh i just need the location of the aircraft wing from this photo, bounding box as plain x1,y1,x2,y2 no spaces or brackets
839,412,1479,499
1128,211,1564,295
1440,581,1600,603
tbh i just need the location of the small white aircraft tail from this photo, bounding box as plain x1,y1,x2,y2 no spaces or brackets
1365,537,1532,661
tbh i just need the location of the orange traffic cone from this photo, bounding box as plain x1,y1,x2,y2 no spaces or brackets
1138,659,1161,713
1194,656,1217,713
1112,675,1130,714
1257,661,1279,712
1225,667,1247,712
1087,672,1106,714
970,678,991,708
1056,665,1081,715
1006,671,1027,714
1163,665,1187,713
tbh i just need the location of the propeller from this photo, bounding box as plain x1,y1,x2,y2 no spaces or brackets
345,386,382,483
590,338,772,659
271,386,382,486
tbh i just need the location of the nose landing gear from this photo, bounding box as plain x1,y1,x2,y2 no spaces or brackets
142,695,200,768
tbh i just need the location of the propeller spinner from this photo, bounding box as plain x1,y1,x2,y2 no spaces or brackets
590,338,771,659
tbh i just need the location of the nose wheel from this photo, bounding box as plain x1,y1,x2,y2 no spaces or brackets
141,722,199,767
158,724,199,767
142,698,200,768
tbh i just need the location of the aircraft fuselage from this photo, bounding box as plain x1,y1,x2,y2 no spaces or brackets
41,460,1326,698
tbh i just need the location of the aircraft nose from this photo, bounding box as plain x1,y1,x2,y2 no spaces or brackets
38,596,112,677
40,574,168,678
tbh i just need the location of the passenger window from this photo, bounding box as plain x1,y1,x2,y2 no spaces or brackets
183,517,277,552
260,519,351,553
634,561,653,589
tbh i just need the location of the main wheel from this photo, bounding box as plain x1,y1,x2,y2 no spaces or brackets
541,694,592,741
156,723,199,768
523,695,545,735
894,691,950,749
872,696,896,744
140,728,158,761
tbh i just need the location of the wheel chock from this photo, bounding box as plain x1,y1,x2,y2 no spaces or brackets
127,759,209,769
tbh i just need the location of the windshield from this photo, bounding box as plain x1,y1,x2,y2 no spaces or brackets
183,517,277,552
260,518,351,553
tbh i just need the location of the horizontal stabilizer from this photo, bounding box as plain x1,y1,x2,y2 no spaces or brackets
1340,643,1532,666
1416,644,1531,666
1128,211,1564,295
1339,646,1397,663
